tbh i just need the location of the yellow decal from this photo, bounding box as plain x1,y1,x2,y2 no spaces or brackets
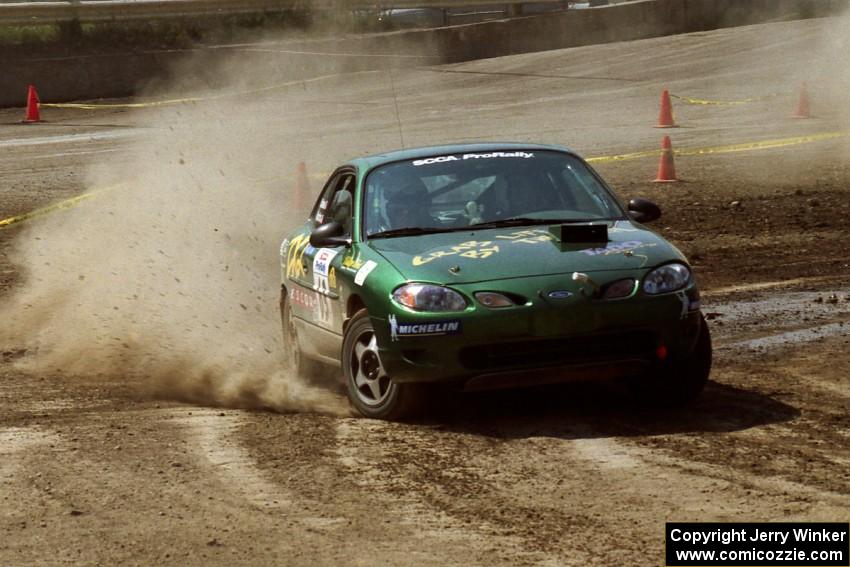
341,254,364,271
413,241,500,266
329,267,337,289
286,233,310,279
495,229,555,244
459,245,499,259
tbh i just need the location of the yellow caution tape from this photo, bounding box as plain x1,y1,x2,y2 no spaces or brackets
676,131,848,155
40,71,378,110
41,97,204,110
587,131,848,163
0,185,122,230
0,192,97,229
586,149,659,163
669,93,780,106
3,131,847,230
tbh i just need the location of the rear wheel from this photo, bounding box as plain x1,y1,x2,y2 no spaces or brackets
343,309,423,420
641,314,712,405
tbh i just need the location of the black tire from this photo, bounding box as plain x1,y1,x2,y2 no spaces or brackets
640,314,712,406
280,288,325,380
343,309,423,420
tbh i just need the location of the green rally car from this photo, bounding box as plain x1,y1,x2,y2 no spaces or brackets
279,143,711,419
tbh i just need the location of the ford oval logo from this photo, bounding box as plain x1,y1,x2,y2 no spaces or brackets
547,290,573,300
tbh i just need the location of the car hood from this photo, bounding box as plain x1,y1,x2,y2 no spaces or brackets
367,221,685,284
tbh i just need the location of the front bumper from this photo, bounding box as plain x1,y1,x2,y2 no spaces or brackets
371,275,702,387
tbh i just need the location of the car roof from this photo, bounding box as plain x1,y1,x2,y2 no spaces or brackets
347,142,578,171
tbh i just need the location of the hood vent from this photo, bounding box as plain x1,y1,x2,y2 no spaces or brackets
549,223,609,244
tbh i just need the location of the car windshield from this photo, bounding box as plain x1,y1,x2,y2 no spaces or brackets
363,150,624,238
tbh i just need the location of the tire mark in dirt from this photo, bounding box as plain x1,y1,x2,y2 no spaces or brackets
360,423,692,564
618,434,850,516
592,405,849,516
707,289,850,326
173,410,296,511
0,426,59,480
720,320,850,352
0,425,65,549
706,289,850,350
334,418,559,566
706,276,850,296
596,336,850,519
569,434,819,517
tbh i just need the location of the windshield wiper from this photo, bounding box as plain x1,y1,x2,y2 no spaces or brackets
368,227,455,239
468,217,610,229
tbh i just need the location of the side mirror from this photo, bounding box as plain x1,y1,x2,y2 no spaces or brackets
627,198,661,224
310,221,350,248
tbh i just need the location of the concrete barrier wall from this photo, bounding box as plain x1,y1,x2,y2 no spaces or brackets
428,0,847,61
1,0,846,107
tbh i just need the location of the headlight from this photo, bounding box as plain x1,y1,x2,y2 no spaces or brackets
643,263,691,295
392,284,467,312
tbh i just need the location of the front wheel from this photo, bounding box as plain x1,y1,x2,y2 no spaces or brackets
343,309,423,420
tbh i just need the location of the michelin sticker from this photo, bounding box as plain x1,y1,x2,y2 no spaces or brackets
389,315,462,342
354,260,378,286
412,152,534,166
313,248,339,295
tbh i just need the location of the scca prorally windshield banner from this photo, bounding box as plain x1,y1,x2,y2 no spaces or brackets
412,152,534,166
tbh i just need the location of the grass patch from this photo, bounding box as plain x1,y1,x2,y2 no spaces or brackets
0,11,313,50
0,24,62,45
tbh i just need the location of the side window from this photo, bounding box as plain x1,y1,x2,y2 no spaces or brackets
327,175,355,236
312,172,355,233
312,173,342,226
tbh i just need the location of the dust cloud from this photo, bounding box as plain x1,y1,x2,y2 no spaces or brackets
0,57,363,415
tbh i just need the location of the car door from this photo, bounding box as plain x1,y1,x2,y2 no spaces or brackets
297,170,356,335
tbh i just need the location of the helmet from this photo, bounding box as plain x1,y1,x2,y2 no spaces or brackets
385,178,431,228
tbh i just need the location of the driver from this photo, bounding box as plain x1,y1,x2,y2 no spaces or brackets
384,178,433,230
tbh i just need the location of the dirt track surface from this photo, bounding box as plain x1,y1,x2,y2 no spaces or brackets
1,17,849,566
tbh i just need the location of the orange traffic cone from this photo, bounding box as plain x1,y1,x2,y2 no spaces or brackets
653,135,678,183
655,88,677,128
293,161,311,210
23,85,41,123
792,81,811,119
